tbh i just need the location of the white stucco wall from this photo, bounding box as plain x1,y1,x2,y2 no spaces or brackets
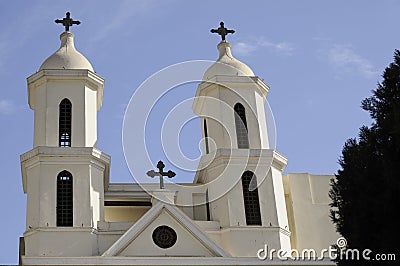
27,70,104,148
193,76,270,152
120,211,214,257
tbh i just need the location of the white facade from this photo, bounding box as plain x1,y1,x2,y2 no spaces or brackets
19,26,338,266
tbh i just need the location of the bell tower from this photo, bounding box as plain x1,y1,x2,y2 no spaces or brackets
193,22,291,256
20,13,110,257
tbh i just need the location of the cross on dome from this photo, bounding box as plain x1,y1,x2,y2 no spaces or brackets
55,12,81,32
210,22,235,41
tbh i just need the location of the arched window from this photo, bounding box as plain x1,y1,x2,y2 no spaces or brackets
206,189,211,221
234,103,249,148
204,119,210,154
59,98,72,147
241,171,262,225
57,170,73,227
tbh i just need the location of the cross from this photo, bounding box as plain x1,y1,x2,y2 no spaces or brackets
210,22,235,41
147,160,176,189
55,12,81,32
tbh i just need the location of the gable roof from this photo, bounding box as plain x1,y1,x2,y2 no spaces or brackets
102,201,229,257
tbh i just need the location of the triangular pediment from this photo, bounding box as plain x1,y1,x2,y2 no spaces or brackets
102,202,228,257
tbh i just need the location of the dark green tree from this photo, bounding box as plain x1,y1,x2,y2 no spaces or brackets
329,50,400,265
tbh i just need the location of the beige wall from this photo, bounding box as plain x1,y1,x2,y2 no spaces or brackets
105,206,151,222
283,173,339,252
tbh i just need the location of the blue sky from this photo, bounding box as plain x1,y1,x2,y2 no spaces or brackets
1,0,399,263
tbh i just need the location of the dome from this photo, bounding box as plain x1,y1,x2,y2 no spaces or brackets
203,41,254,80
39,32,94,71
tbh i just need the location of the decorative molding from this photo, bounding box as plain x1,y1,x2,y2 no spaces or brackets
20,146,110,193
27,69,104,110
193,76,269,114
20,146,110,163
194,149,288,183
27,69,104,86
24,227,96,237
21,256,336,265
219,226,291,237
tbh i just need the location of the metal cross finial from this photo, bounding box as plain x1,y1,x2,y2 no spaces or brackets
147,160,176,189
210,21,235,41
55,12,81,32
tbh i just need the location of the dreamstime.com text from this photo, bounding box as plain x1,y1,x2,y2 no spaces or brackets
257,237,396,261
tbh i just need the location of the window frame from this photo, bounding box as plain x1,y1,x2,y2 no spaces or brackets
234,103,249,149
57,170,73,227
241,171,262,225
204,118,210,154
59,98,72,147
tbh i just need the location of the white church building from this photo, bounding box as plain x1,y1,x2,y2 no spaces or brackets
19,13,338,266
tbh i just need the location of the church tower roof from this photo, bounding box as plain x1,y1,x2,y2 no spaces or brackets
203,22,254,80
39,32,94,71
39,12,93,71
203,41,254,80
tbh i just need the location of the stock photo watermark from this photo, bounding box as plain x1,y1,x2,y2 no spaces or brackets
122,60,277,206
257,237,396,261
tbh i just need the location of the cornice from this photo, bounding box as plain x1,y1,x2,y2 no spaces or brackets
20,146,110,193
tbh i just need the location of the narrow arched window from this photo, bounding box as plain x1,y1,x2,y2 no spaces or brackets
59,99,72,147
241,171,261,225
204,119,210,154
57,170,73,227
234,103,249,148
206,189,211,221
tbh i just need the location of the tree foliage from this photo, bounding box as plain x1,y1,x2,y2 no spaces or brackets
329,50,400,265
